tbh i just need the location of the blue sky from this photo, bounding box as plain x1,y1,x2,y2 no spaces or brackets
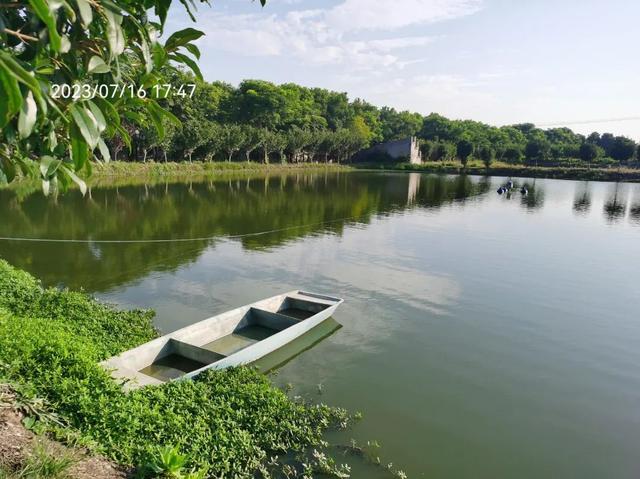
166,0,640,140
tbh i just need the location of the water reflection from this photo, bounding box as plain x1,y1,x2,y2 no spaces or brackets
520,179,545,211
630,197,640,225
0,172,489,291
573,182,592,216
603,183,627,223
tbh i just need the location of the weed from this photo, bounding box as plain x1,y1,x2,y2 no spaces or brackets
19,441,76,479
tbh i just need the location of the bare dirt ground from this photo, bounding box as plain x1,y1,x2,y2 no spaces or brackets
0,396,125,479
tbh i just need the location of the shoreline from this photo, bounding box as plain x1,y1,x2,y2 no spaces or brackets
355,161,640,182
4,161,640,196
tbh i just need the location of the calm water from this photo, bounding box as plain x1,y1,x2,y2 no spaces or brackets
1,171,640,478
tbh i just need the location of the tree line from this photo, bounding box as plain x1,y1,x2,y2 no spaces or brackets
418,115,639,168
113,70,640,167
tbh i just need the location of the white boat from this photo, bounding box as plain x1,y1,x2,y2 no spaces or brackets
101,290,344,390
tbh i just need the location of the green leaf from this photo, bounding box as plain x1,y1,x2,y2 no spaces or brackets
114,124,131,151
104,9,125,58
155,0,171,29
178,0,197,22
40,155,62,179
183,43,201,60
0,156,16,183
169,52,203,81
70,123,88,170
141,39,153,74
47,128,58,152
0,52,46,114
0,66,22,128
22,416,36,430
147,105,164,139
28,0,62,53
61,165,87,195
148,99,180,128
18,91,38,139
152,42,168,69
69,104,100,149
123,110,145,124
86,100,106,133
88,56,110,74
75,0,92,27
97,138,111,162
164,28,204,52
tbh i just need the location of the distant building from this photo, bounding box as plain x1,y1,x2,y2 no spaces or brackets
352,137,422,164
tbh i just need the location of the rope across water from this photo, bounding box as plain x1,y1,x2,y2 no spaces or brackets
0,214,371,244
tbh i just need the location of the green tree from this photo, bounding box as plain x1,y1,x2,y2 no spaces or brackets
579,142,601,167
610,136,636,163
503,146,524,164
349,115,373,148
219,124,245,162
479,144,495,169
420,140,435,161
259,129,284,164
379,107,422,142
456,139,474,168
432,141,456,161
240,125,263,162
525,134,551,166
285,127,312,162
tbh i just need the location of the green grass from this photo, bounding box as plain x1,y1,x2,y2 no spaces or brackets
19,442,76,479
91,160,352,180
0,442,75,479
0,260,356,477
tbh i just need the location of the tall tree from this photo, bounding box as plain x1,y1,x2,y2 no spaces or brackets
240,126,263,162
610,136,637,163
219,124,245,162
456,139,474,168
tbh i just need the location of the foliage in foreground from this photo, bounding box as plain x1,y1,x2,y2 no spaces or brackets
0,0,266,191
0,259,356,477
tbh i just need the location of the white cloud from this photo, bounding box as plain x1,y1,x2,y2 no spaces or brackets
194,0,481,71
326,0,483,32
360,73,500,118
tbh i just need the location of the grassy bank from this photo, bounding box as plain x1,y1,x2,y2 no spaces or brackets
359,160,640,182
90,161,352,180
0,260,359,478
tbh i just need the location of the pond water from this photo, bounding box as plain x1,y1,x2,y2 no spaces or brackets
1,171,640,478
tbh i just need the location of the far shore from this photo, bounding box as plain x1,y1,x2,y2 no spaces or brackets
356,160,640,182
4,160,640,196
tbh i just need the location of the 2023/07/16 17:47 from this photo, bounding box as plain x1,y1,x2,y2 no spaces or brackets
49,83,197,100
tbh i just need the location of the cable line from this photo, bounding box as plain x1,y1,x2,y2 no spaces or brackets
0,214,371,244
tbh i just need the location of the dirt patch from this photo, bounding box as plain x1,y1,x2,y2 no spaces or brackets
0,406,125,479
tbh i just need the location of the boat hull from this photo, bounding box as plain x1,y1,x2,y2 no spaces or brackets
100,290,343,390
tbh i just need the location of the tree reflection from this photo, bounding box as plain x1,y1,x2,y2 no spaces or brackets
0,172,489,292
628,195,640,225
572,182,592,216
520,180,545,211
603,183,627,223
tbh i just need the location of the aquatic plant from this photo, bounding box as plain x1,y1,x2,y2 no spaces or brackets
0,260,359,477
